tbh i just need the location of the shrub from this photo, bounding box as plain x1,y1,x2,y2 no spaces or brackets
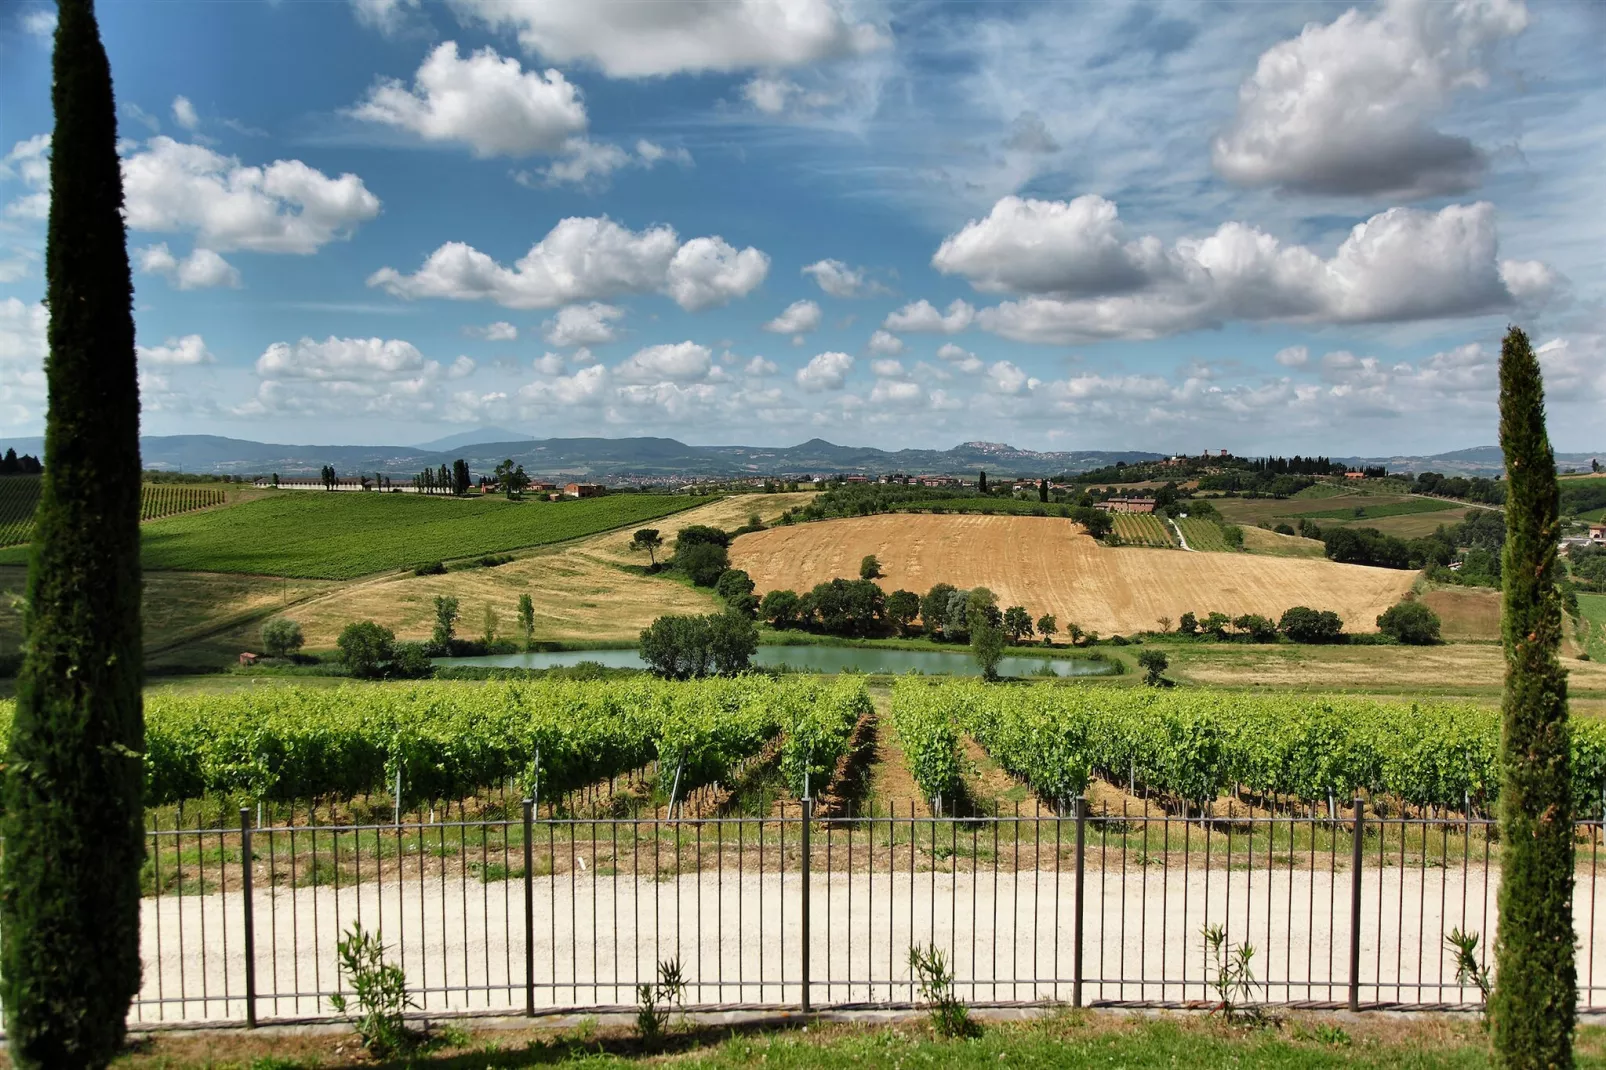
389,642,433,679
413,560,446,576
676,542,729,587
329,924,420,1057
860,554,882,580
338,621,396,678
674,524,730,550
1138,649,1168,686
760,589,802,628
1232,613,1278,642
638,612,758,679
261,618,304,658
1377,600,1441,645
1279,606,1343,644
714,568,755,605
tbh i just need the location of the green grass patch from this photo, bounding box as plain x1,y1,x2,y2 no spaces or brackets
106,1012,1585,1069
1577,593,1606,662
1284,498,1461,521
0,492,699,579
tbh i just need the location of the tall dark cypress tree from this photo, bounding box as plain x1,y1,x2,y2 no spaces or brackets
0,0,145,1064
1490,325,1574,1069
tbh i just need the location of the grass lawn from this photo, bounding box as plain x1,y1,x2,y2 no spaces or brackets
84,1013,1606,1069
1287,498,1462,521
1578,592,1606,662
0,492,700,579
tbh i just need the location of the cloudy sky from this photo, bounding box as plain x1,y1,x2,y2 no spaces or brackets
1,0,1602,454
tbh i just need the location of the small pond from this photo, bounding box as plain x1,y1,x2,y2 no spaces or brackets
437,644,1119,677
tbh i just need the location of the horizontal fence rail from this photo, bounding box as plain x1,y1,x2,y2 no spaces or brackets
6,799,1606,1029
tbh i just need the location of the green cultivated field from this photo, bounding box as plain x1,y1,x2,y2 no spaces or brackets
1284,497,1461,521
1111,512,1175,547
1176,516,1234,552
0,491,697,579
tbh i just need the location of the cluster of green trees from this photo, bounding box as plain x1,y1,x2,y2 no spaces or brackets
491,458,532,498
1196,472,1316,498
638,611,759,679
1170,606,1343,643
1568,543,1606,593
413,459,471,495
1408,471,1506,505
0,448,42,475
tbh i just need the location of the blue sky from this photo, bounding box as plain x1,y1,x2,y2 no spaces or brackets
1,0,1602,454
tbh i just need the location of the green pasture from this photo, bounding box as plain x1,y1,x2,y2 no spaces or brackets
0,491,698,579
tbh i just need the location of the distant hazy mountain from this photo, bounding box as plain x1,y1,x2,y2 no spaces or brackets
0,433,1596,479
414,427,533,451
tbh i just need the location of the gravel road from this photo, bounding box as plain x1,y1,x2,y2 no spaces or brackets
125,862,1606,1026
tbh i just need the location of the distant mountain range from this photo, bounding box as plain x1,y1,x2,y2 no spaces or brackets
0,433,1598,480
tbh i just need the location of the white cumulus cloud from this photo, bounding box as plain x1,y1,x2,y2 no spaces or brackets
764,299,822,335
370,217,768,311
122,137,381,254
935,195,1546,343
352,43,588,157
615,341,713,383
138,334,215,366
866,329,904,356
136,243,241,290
543,302,623,346
465,321,519,341
256,336,431,381
448,0,887,78
171,96,200,131
796,351,853,391
1212,0,1529,198
882,298,974,334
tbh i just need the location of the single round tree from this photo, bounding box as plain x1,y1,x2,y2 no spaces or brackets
1489,325,1575,1068
859,554,882,580
261,617,305,658
1376,600,1441,645
1,0,146,1063
338,620,395,678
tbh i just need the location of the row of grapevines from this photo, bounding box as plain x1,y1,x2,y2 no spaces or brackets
888,682,964,808
0,677,825,807
894,681,1606,811
0,476,42,547
776,677,874,798
140,484,226,521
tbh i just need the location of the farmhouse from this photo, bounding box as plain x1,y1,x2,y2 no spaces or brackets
564,483,604,498
1591,523,1606,545
1096,496,1158,514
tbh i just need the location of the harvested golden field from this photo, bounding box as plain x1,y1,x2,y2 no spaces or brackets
1165,641,1606,701
0,565,334,656
1239,525,1325,558
1419,586,1501,640
277,492,816,649
729,514,1417,635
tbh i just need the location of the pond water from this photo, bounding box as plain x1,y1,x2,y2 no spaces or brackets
437,644,1118,677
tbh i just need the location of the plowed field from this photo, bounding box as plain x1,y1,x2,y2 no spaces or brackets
730,514,1416,635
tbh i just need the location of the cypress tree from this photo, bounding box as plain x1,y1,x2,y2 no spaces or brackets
1490,325,1574,1069
0,0,146,1064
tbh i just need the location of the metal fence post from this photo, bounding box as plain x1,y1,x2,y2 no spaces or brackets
1348,796,1364,1012
239,807,257,1028
1073,796,1086,1008
522,798,535,1016
800,797,812,1014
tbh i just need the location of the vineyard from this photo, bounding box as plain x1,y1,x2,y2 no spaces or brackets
890,680,1606,815
1176,517,1235,552
0,476,41,547
140,483,226,521
1111,513,1175,548
0,677,872,808
0,479,227,546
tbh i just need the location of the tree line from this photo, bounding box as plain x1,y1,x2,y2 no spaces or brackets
0,448,43,475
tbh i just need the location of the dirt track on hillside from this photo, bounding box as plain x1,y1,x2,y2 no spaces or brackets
730,514,1415,635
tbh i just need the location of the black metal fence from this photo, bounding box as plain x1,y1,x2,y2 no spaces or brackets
30,799,1606,1027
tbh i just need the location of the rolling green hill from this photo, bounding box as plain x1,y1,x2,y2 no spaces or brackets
0,491,698,579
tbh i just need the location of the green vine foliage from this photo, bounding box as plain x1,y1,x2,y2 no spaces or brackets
894,680,1606,812
0,678,867,809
